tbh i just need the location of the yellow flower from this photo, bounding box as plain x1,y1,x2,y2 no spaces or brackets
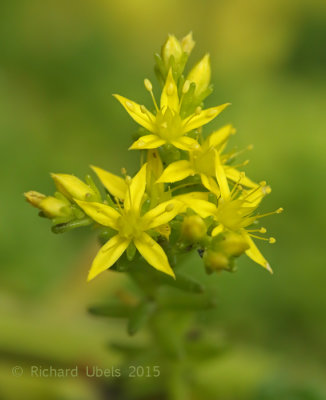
183,166,282,272
157,125,257,195
75,164,181,281
114,69,230,151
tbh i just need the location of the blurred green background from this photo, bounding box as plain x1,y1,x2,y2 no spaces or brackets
1,0,326,399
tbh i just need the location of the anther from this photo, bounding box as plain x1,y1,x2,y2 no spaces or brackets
144,79,153,92
140,105,147,113
276,208,283,214
125,176,132,185
121,167,127,175
260,227,267,233
269,237,276,244
195,106,202,115
165,203,174,212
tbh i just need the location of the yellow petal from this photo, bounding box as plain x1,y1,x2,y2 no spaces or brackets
157,160,194,183
129,134,166,150
206,124,235,149
160,68,179,113
182,103,230,133
175,192,209,202
88,235,130,281
142,200,181,229
113,94,155,132
124,163,147,212
51,173,96,201
91,165,127,200
242,231,273,273
212,225,224,236
75,200,120,229
200,174,220,197
134,232,175,278
214,151,230,200
179,197,217,218
171,136,200,151
225,167,257,189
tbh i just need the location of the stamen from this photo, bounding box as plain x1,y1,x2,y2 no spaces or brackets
121,167,127,176
144,78,159,112
249,233,274,242
255,208,283,219
247,227,267,233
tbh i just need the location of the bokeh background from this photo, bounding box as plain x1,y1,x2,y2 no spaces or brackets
1,0,326,399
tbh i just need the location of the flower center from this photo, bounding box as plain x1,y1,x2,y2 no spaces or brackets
155,108,183,141
117,211,144,239
192,149,215,176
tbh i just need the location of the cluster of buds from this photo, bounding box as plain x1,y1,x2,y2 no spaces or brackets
25,33,282,284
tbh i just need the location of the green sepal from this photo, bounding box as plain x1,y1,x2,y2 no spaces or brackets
51,217,92,234
85,174,102,202
127,301,156,336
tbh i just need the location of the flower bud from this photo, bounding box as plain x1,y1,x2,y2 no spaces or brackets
51,173,96,201
161,35,183,69
39,196,73,219
186,53,211,97
203,250,230,272
221,232,249,257
24,191,73,219
24,191,46,208
181,215,207,243
181,32,195,55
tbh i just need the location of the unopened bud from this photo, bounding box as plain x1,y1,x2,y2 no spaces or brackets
181,32,195,55
162,34,183,68
39,196,73,218
181,215,207,242
221,232,249,257
24,191,46,208
203,250,229,272
186,53,211,97
51,173,96,201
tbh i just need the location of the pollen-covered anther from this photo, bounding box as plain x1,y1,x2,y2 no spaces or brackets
121,167,127,175
276,208,284,214
125,176,132,185
269,237,276,244
182,80,191,94
144,78,153,92
260,227,267,233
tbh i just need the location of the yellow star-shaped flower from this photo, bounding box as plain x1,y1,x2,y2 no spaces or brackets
157,124,257,196
114,69,230,151
75,164,181,281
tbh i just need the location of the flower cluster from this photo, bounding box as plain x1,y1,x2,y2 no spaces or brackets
25,33,282,282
